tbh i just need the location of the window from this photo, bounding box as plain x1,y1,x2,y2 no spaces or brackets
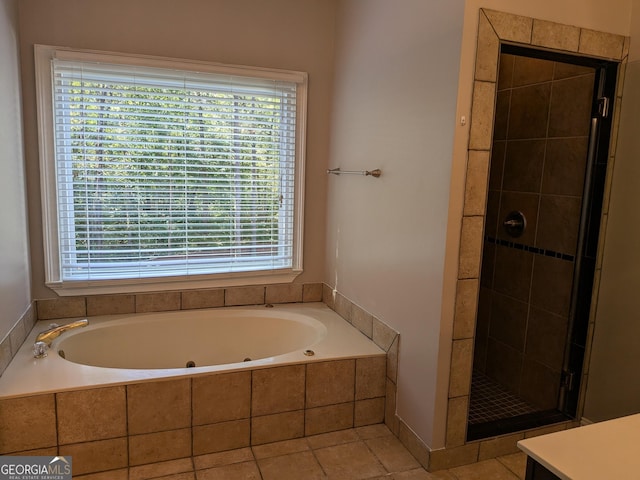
35,46,307,295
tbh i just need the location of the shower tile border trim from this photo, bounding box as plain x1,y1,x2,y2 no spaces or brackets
445,5,628,469
485,236,576,263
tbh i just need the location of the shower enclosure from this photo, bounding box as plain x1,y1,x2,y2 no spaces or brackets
467,45,617,440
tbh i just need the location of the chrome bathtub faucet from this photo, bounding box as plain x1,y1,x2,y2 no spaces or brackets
33,319,89,358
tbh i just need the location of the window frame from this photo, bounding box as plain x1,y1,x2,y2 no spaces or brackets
35,45,307,296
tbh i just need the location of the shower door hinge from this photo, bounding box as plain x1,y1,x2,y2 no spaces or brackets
561,370,576,391
598,96,610,118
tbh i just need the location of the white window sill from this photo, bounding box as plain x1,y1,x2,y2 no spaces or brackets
47,269,303,296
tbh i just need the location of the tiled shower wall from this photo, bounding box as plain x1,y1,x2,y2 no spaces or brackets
475,54,596,410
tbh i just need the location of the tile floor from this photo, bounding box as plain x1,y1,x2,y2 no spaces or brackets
74,424,527,480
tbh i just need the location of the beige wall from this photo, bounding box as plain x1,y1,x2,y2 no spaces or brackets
583,0,640,422
0,0,31,341
18,0,337,299
327,0,465,447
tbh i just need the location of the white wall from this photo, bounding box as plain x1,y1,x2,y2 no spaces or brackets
327,0,465,447
0,0,31,341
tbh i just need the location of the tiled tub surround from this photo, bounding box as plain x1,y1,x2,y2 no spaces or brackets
0,283,402,475
0,302,36,377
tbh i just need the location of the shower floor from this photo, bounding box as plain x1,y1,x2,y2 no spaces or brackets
467,370,569,440
468,370,537,425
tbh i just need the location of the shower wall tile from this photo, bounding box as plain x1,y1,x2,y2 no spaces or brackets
464,150,490,217
135,291,181,313
86,294,135,316
520,359,560,410
525,307,569,371
181,288,225,309
492,91,511,141
492,247,534,302
251,410,304,445
497,191,539,245
354,397,385,427
453,279,479,340
458,216,484,279
355,356,386,400
225,286,265,306
306,359,355,408
483,9,533,44
502,140,545,193
59,437,128,476
531,19,580,52
475,12,500,82
536,195,582,255
128,428,191,466
485,338,523,393
488,292,528,352
473,287,491,372
553,63,595,80
127,378,191,435
542,138,589,196
265,283,303,304
489,141,505,191
497,54,515,91
512,56,554,87
530,256,574,317
302,283,323,302
37,296,86,320
192,371,251,425
464,150,489,216
304,402,354,436
484,191,500,240
508,83,551,139
0,394,57,454
446,396,469,447
578,28,625,60
56,386,127,444
193,419,251,455
548,75,595,138
251,365,305,416
469,81,497,150
449,339,474,397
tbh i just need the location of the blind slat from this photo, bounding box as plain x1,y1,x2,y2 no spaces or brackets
53,57,298,281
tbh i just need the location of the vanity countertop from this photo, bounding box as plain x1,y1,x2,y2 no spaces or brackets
517,413,640,480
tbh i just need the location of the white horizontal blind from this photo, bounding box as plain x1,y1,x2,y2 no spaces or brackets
52,59,298,281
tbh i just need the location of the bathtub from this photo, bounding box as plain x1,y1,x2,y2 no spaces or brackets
0,302,384,399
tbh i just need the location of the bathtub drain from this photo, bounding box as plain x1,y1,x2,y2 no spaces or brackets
186,361,196,368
